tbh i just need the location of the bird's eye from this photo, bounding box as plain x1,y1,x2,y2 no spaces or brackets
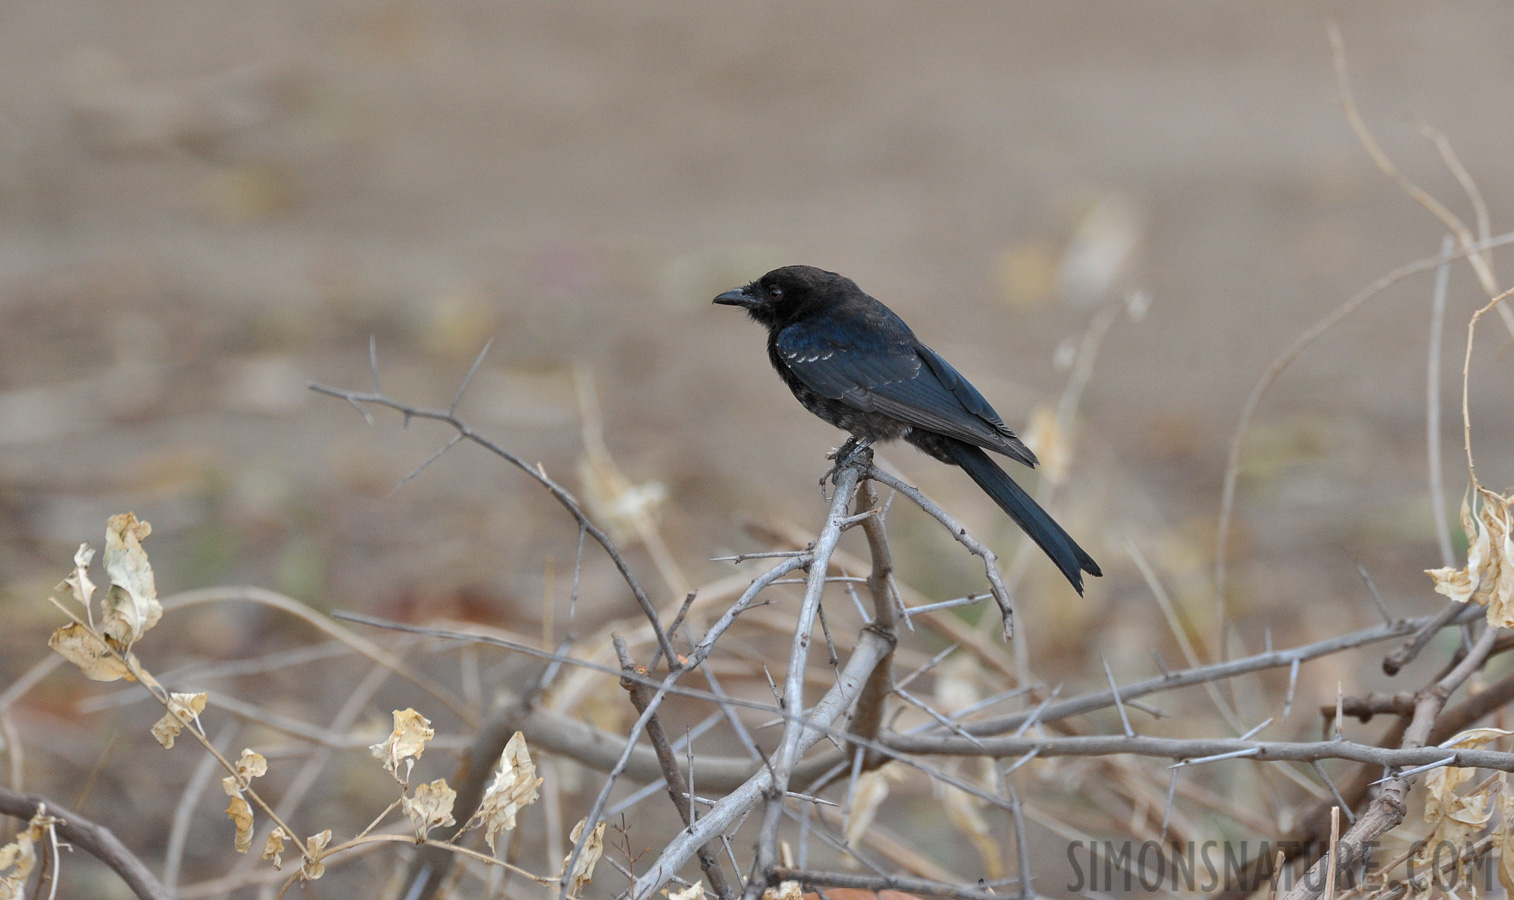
768,284,783,300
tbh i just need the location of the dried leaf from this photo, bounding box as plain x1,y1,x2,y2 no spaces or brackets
226,795,254,854
402,778,457,839
667,880,705,900
0,808,62,899
369,708,434,782
151,692,208,749
1421,731,1510,883
263,827,287,870
301,829,331,881
100,512,162,645
235,748,268,783
1428,489,1514,628
562,818,606,895
59,543,96,612
480,731,543,851
48,622,131,682
760,882,803,900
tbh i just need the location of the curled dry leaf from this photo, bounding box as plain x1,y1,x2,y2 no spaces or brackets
223,748,268,795
369,708,434,782
101,512,162,646
263,827,287,870
479,731,543,852
667,880,705,900
235,748,268,782
1427,489,1514,627
759,881,803,900
48,621,132,682
60,543,96,613
562,818,606,896
1420,728,1511,881
402,778,458,840
0,807,62,898
226,795,255,854
151,691,208,749
301,829,332,881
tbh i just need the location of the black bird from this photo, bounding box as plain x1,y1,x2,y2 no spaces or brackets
715,265,1101,594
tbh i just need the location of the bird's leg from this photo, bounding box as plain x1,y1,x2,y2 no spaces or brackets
819,437,873,488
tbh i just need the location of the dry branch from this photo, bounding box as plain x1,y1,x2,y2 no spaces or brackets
0,789,172,900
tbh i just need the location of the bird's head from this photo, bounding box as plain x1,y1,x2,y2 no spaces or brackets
712,265,852,328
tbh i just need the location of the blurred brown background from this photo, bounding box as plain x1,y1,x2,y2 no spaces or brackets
2,1,1513,892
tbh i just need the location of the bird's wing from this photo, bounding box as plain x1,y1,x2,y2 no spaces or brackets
775,325,1037,467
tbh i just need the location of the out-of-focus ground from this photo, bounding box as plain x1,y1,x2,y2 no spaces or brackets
3,1,1514,895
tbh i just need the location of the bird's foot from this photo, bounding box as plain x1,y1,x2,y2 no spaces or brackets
819,438,874,489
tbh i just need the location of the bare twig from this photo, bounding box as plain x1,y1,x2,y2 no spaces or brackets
769,866,1018,900
863,465,1016,641
309,373,679,667
1427,235,1457,569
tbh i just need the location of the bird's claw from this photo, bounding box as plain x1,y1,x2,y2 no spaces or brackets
818,438,873,490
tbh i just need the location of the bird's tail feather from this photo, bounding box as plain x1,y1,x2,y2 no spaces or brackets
944,441,1101,594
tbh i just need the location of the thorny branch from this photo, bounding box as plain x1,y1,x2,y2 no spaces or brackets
1280,626,1502,900
309,344,681,668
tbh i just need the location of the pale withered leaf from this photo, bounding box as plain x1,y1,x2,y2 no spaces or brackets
402,778,457,840
48,622,131,682
1420,728,1510,881
480,731,543,852
235,748,268,783
0,808,61,899
59,543,96,613
101,512,163,645
1428,489,1514,627
666,880,705,900
226,795,255,854
758,881,803,900
301,829,332,881
562,818,606,896
369,708,434,782
151,692,208,749
263,827,287,870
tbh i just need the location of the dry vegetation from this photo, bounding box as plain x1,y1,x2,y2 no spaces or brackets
7,19,1514,900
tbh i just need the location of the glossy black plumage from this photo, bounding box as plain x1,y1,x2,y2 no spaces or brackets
715,265,1101,593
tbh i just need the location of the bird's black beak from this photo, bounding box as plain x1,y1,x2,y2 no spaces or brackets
713,287,755,308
